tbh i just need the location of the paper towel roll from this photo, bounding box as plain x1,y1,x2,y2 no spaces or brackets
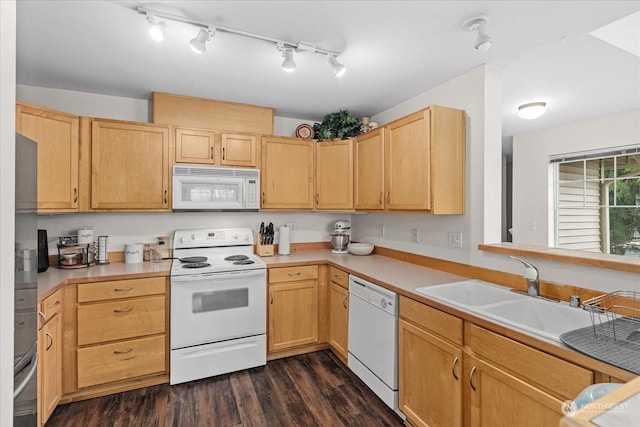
278,226,291,255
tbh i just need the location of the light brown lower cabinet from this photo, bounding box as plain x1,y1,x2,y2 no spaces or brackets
399,296,594,427
328,281,349,362
38,289,63,426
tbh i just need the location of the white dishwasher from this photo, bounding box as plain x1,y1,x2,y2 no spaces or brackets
348,274,401,414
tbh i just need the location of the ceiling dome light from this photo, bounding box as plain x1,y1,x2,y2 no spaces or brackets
328,55,346,77
146,13,167,42
190,28,214,54
281,48,296,72
518,102,547,119
462,16,492,51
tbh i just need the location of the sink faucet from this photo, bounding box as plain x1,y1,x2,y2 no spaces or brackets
510,256,539,297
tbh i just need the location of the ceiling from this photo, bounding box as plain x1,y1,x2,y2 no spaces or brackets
15,1,640,158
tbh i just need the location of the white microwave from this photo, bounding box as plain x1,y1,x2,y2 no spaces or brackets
172,165,260,211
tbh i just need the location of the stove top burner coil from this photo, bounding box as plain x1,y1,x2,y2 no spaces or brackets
233,259,255,265
224,255,250,261
182,262,211,269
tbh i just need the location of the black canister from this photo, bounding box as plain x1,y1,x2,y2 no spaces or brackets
37,229,49,272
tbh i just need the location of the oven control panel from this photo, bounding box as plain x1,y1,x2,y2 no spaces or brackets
174,228,253,248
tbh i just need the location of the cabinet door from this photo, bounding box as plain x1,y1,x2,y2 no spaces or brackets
261,136,314,209
268,280,318,352
16,102,79,212
354,128,385,210
467,355,565,427
39,314,62,425
315,139,354,210
399,319,462,427
384,110,430,210
220,132,258,167
91,121,170,210
328,282,349,361
175,128,215,164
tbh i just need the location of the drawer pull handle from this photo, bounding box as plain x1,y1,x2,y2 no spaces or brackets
315,193,319,205
222,147,226,160
335,274,342,280
46,332,54,351
210,146,214,160
73,187,78,203
114,287,133,292
379,192,383,205
385,192,391,204
113,307,133,313
270,293,274,305
114,348,133,355
262,192,266,204
37,311,46,330
469,366,477,391
451,356,459,380
343,295,348,309
164,189,168,204
288,272,301,277
47,300,61,309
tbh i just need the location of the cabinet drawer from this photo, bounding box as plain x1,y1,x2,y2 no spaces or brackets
269,265,318,283
77,296,165,345
77,335,166,388
466,323,592,400
41,289,63,321
78,277,165,303
400,295,463,346
329,267,348,289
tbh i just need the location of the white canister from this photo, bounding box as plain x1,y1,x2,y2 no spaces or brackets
77,227,94,244
124,243,144,264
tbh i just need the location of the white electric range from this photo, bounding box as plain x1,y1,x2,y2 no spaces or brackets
169,228,267,385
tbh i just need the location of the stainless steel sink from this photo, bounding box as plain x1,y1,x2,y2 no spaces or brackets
414,279,592,342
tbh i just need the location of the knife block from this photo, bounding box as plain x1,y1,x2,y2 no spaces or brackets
256,234,274,257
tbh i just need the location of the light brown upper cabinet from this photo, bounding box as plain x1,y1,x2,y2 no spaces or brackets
16,102,80,213
175,128,259,168
354,128,385,210
261,136,314,210
356,105,466,214
315,139,354,210
88,119,171,211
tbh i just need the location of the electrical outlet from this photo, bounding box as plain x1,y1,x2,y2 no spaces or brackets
448,232,462,248
286,222,296,231
379,225,386,237
411,228,419,243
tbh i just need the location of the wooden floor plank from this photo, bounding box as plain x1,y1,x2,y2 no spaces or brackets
47,350,404,427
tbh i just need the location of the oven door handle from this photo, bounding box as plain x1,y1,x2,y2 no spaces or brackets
171,269,266,283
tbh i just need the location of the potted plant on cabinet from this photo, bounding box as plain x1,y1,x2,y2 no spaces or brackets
313,110,362,140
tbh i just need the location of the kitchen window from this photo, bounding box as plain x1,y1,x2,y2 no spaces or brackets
551,145,640,256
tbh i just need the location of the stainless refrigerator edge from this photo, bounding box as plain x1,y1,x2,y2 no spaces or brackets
14,133,38,425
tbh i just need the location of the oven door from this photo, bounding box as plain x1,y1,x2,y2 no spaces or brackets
170,269,266,350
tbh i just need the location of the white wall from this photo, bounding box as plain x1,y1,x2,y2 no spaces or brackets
0,2,16,423
507,109,640,292
512,108,640,246
352,65,503,267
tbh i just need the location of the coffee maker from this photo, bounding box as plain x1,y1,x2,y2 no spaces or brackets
330,220,351,254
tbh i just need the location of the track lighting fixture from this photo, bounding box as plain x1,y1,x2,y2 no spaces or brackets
327,55,346,77
146,13,167,42
190,28,215,54
281,48,296,72
518,102,547,119
135,6,345,76
462,16,492,52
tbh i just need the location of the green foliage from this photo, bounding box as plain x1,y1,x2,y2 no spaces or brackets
312,110,362,140
608,172,640,255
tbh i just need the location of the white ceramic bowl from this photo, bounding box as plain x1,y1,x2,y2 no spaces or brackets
348,242,374,256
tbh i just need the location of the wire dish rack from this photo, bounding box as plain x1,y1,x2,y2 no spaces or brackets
582,291,640,344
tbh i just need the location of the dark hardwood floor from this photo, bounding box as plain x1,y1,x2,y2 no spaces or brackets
47,350,404,427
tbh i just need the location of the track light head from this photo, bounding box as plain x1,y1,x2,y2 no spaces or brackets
146,13,167,42
281,48,296,72
462,16,492,51
190,28,215,54
328,55,346,77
